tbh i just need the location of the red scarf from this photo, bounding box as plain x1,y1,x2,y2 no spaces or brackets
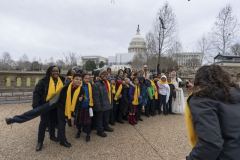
103,80,109,93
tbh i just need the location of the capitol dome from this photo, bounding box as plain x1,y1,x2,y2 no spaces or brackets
128,25,147,54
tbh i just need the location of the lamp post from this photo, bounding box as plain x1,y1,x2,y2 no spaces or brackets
157,17,166,74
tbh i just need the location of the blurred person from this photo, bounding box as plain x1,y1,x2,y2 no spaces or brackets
185,65,240,160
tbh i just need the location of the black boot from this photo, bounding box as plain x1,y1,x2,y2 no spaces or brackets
104,126,114,132
117,118,124,124
60,141,72,148
97,131,107,137
36,142,43,152
5,118,13,125
50,136,59,142
75,130,81,139
86,135,90,142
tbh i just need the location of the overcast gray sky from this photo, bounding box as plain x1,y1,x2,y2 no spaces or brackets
0,0,239,61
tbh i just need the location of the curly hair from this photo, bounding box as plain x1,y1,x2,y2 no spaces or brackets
193,65,238,102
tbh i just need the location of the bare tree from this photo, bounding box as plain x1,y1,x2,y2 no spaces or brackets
212,4,239,55
131,53,146,70
0,52,14,70
231,43,240,56
56,59,66,68
17,54,31,71
145,32,157,66
63,52,78,68
197,34,214,64
152,2,177,72
68,52,78,67
167,40,182,55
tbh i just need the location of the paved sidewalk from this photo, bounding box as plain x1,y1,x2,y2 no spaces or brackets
0,104,191,160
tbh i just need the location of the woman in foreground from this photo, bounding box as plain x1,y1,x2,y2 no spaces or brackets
185,65,240,160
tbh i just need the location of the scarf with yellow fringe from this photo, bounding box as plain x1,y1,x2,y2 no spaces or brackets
114,84,123,101
132,85,140,105
111,84,116,95
150,80,158,100
65,82,81,119
46,77,64,101
104,80,112,104
185,96,198,148
160,80,168,85
87,83,94,107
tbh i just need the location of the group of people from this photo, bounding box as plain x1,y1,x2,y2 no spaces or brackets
5,64,240,160
6,65,185,152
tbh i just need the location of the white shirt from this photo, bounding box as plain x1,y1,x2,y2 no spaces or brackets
157,81,170,103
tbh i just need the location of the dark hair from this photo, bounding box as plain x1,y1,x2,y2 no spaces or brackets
66,69,73,76
133,77,139,82
82,73,89,79
145,79,151,87
118,69,124,75
193,65,238,102
46,65,61,77
107,67,111,72
73,73,82,79
138,77,145,84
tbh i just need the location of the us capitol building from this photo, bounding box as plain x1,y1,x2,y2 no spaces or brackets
108,25,147,67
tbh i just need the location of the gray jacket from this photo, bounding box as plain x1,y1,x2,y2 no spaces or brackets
187,87,240,160
93,80,112,112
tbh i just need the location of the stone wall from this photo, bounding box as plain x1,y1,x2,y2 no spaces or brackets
0,71,45,92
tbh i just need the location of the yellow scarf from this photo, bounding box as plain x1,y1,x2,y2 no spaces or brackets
65,82,81,119
88,83,94,107
132,85,140,105
185,97,198,148
150,80,158,100
46,77,64,101
114,84,123,101
105,80,112,104
111,84,116,94
168,81,173,85
160,80,168,85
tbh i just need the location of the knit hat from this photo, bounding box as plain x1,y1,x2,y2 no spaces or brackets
99,70,108,76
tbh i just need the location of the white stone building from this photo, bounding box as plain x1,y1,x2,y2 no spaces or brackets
172,52,204,67
81,56,108,67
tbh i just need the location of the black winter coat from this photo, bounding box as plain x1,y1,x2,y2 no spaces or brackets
32,76,65,108
120,85,130,106
187,87,240,160
57,84,84,112
93,80,112,112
